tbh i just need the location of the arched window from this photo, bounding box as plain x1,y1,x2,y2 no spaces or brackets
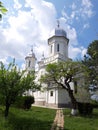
50,45,52,53
50,91,53,96
57,44,59,52
28,60,31,67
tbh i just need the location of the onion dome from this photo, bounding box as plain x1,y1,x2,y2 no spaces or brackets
49,20,67,38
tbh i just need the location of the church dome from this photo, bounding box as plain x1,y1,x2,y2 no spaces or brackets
54,27,67,37
49,21,67,38
25,47,36,60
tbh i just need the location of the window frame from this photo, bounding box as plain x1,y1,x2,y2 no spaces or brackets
50,91,53,97
28,60,31,67
57,43,59,52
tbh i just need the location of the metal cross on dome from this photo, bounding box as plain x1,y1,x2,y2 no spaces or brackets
57,20,60,28
31,45,34,55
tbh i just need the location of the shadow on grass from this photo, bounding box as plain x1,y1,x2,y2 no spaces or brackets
88,108,98,119
8,112,52,130
57,126,69,130
63,108,98,119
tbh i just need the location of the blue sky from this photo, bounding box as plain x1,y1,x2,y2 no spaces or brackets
0,0,98,69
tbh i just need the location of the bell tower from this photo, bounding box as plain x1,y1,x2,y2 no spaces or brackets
48,20,69,62
25,47,36,72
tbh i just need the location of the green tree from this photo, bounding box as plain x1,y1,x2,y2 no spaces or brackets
0,59,39,117
82,40,98,90
40,61,81,115
0,1,7,19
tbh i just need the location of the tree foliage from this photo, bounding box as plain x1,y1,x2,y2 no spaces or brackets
0,59,38,117
0,1,7,19
82,40,98,88
87,40,98,64
40,61,82,114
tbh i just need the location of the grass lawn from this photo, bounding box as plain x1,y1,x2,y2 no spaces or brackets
63,108,98,130
1,106,98,130
0,106,56,130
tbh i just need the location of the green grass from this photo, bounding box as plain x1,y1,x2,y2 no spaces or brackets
1,106,98,130
0,106,56,130
63,108,98,130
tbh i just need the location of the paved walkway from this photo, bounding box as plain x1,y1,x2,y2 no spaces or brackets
51,109,64,130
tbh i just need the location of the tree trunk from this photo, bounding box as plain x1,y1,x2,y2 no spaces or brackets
68,90,78,115
68,90,77,109
64,77,78,115
5,100,10,117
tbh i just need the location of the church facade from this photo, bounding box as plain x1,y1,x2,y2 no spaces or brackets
25,24,73,108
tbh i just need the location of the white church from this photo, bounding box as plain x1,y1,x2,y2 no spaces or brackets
25,22,73,108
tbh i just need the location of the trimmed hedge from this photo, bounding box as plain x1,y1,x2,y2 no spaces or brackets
91,100,98,108
14,96,35,109
23,96,35,109
77,102,93,115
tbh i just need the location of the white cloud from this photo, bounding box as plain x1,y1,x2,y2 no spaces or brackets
25,0,56,40
69,46,81,59
60,0,94,60
61,10,70,22
71,3,77,10
14,0,22,10
81,0,93,18
69,46,87,59
83,23,90,29
0,57,9,65
71,11,75,19
62,0,94,23
82,0,92,8
0,0,94,68
60,17,78,46
21,63,25,70
81,48,87,57
0,0,56,66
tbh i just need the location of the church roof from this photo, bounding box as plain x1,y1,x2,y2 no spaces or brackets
54,27,67,37
25,53,36,59
49,20,67,38
25,47,36,60
49,25,67,38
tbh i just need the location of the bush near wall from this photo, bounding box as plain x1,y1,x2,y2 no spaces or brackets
14,96,35,109
90,100,98,108
77,102,93,115
23,96,35,109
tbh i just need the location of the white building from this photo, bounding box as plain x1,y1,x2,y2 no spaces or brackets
25,23,73,108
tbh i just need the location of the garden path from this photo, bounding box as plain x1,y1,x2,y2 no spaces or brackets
51,109,64,130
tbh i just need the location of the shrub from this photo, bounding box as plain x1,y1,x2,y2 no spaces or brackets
14,96,35,109
77,102,93,115
23,96,35,109
90,100,98,108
